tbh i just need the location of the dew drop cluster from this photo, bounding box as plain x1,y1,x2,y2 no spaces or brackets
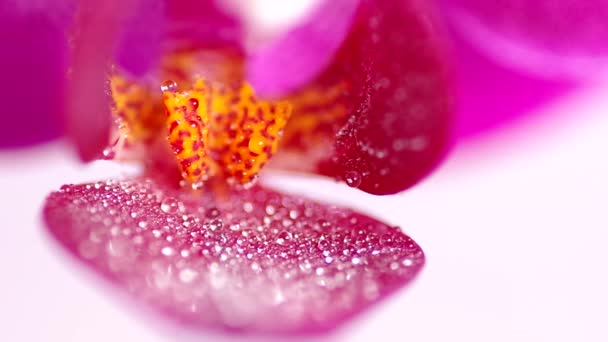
44,177,424,333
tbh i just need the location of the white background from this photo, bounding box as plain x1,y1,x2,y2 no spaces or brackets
1,82,607,341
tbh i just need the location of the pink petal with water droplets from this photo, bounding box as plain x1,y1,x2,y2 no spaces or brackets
43,177,424,334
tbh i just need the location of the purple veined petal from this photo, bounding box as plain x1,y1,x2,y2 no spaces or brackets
246,0,360,98
0,1,73,147
439,0,608,80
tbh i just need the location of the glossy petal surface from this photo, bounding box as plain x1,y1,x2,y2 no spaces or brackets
44,177,424,334
277,0,452,195
441,0,608,79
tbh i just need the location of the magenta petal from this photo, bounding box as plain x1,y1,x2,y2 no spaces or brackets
440,0,608,79
114,0,164,77
0,2,72,147
164,0,242,48
311,0,452,195
448,23,576,138
43,177,424,334
247,0,360,97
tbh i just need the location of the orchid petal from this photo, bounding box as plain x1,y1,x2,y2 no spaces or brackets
116,0,243,78
0,1,72,147
164,0,243,48
66,0,143,161
275,0,452,195
447,24,575,139
247,0,360,97
114,0,165,78
440,0,608,80
44,176,424,334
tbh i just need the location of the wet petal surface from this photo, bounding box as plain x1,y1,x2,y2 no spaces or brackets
274,0,452,195
44,176,424,334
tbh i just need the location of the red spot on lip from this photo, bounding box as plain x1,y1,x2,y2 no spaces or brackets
43,176,425,334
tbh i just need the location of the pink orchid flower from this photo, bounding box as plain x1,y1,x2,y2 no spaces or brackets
20,0,449,335
2,0,607,337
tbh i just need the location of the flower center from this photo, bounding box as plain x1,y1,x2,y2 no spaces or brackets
108,49,350,188
108,50,291,187
162,78,291,185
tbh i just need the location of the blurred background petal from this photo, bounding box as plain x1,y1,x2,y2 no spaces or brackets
0,0,73,147
443,23,576,139
439,0,608,80
114,0,165,78
245,0,359,97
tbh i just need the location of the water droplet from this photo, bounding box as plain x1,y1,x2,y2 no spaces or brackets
189,98,199,110
206,207,220,218
317,238,329,250
160,80,177,92
179,268,198,283
102,147,115,160
208,218,223,231
242,202,253,213
138,221,148,229
265,205,276,216
275,231,292,245
344,171,362,188
161,246,174,256
409,135,428,151
160,197,179,214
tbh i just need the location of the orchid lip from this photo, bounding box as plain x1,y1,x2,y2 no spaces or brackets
43,175,425,334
